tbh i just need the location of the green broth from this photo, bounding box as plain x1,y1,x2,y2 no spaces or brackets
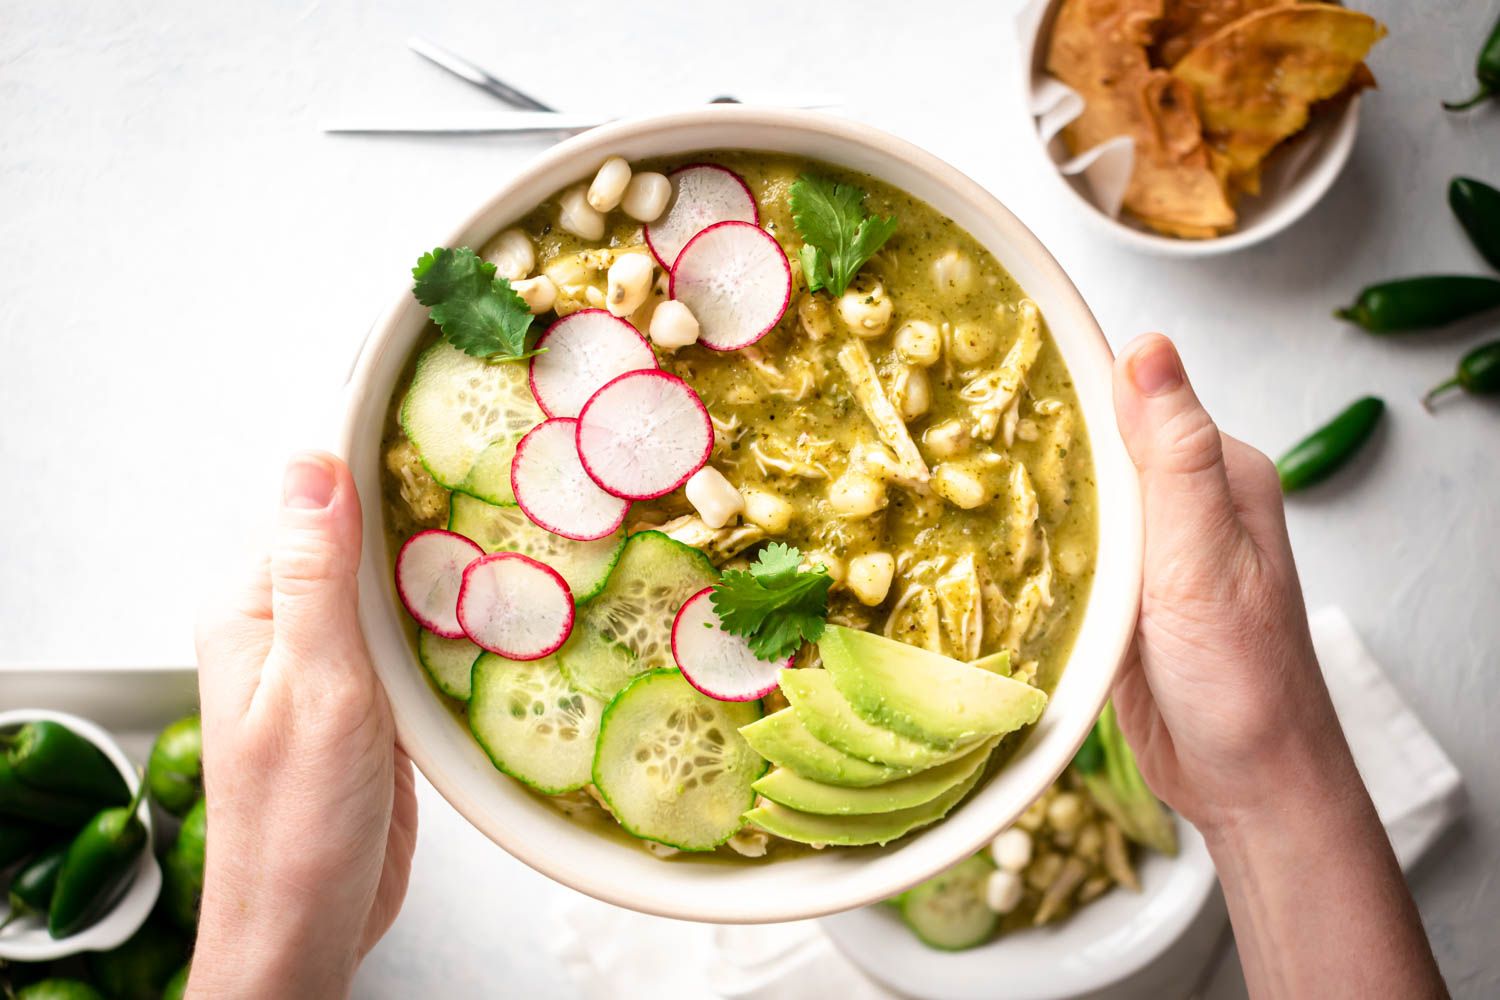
379,151,1097,862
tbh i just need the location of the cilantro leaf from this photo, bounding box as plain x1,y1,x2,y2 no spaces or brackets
790,174,898,297
710,544,832,662
412,247,540,362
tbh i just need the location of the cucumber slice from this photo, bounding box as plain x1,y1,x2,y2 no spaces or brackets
739,709,913,788
819,626,1046,748
592,670,765,851
743,767,984,847
899,855,999,951
417,629,481,700
469,651,603,794
399,339,543,490
752,737,997,816
558,531,718,700
779,668,974,770
459,436,522,505
448,494,624,603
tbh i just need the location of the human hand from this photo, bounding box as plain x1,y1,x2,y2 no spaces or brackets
1109,334,1354,835
1110,335,1445,999
190,453,417,998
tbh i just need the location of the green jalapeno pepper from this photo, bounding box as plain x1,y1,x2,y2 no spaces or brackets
1335,276,1500,332
4,721,130,805
1445,13,1500,111
162,965,191,1000
1276,397,1385,493
47,778,149,939
0,818,48,867
1,842,69,931
0,756,103,829
146,715,202,817
1424,340,1500,410
85,918,190,1000
14,980,107,1000
161,796,206,931
1450,177,1500,273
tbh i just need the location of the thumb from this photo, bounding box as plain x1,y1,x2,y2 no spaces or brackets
269,452,366,664
1113,334,1239,554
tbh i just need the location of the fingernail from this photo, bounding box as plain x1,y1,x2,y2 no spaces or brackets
1130,339,1185,398
283,454,335,510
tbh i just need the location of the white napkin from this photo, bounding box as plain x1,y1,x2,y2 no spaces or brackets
549,608,1465,1000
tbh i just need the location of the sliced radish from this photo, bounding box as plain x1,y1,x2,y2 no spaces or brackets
669,221,791,351
575,370,713,500
644,164,759,269
457,552,574,660
395,529,484,639
511,418,631,542
528,310,659,419
672,587,790,701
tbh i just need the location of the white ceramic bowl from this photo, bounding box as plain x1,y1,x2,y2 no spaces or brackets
1016,0,1362,258
339,106,1143,923
0,709,161,961
822,819,1224,999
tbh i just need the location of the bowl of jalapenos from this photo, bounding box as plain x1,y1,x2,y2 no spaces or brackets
0,710,161,962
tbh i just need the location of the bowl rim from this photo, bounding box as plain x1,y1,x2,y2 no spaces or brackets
1013,0,1362,258
339,105,1144,923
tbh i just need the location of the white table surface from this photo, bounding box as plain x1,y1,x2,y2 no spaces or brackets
2,0,1496,996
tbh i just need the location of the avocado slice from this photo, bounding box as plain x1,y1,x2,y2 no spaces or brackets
739,709,913,788
779,668,976,769
968,650,1011,675
818,626,1047,748
744,767,986,847
753,737,998,815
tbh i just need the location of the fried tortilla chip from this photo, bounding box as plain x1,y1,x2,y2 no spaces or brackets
1151,0,1295,68
1171,5,1386,181
1047,0,1236,237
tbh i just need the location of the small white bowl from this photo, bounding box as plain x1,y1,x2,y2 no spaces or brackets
0,709,160,961
822,818,1223,999
339,106,1144,924
1016,0,1362,257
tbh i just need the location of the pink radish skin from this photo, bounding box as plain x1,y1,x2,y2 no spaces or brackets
575,370,714,501
671,587,790,702
457,552,574,660
395,529,485,639
528,310,659,419
511,417,631,542
669,221,791,352
644,164,759,269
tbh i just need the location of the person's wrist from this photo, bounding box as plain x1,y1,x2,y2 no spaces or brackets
1198,715,1367,853
190,870,361,998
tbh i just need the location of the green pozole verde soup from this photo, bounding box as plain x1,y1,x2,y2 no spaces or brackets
380,151,1097,861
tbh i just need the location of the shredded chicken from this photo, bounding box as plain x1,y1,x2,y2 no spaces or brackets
837,338,930,486
1002,534,1055,654
883,584,945,653
710,411,745,446
384,440,447,528
1034,403,1075,514
961,299,1042,441
657,514,765,564
1005,462,1042,576
749,437,831,479
978,560,1014,646
935,553,984,660
726,828,770,858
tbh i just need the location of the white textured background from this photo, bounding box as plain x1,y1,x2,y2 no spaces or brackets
1,0,1495,996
